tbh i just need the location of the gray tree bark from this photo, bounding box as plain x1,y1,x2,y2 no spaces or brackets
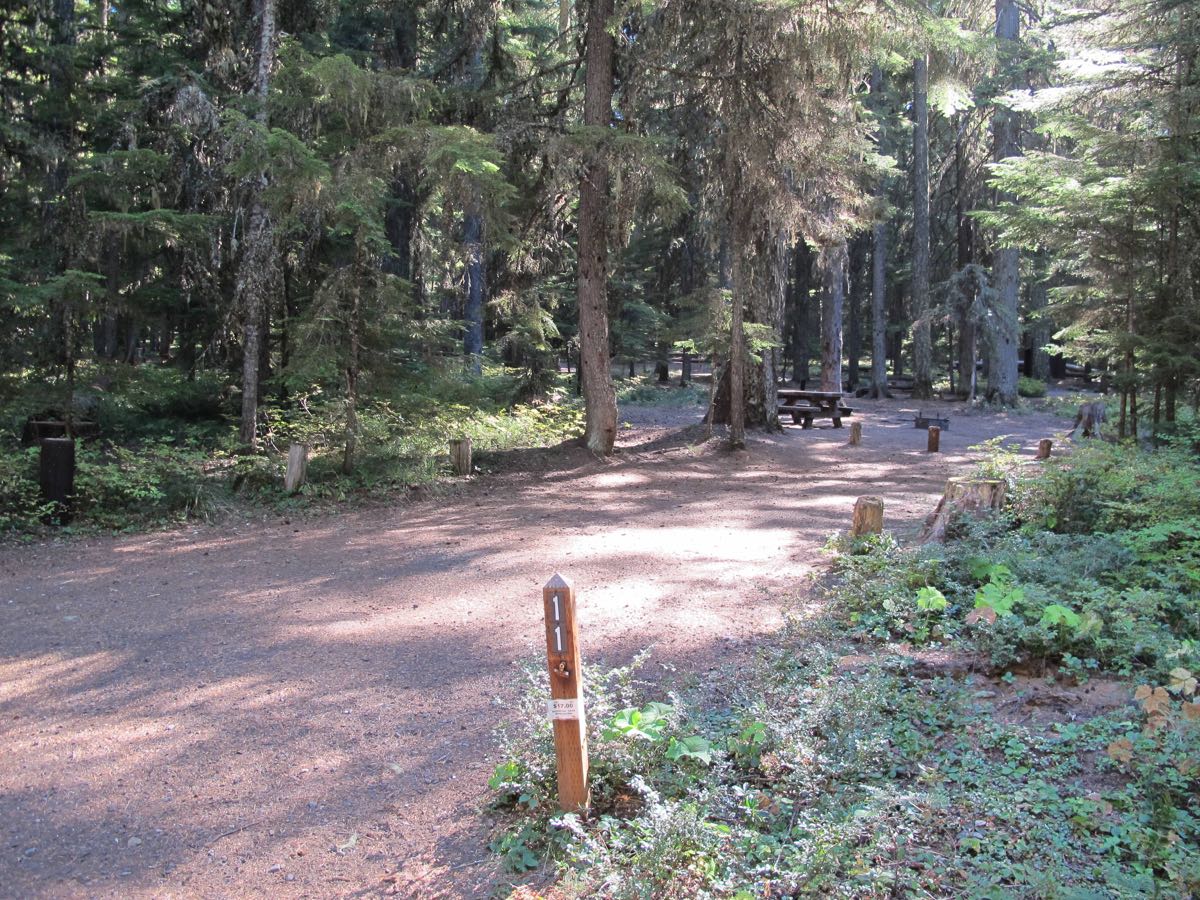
955,121,977,399
820,242,846,392
745,230,786,429
790,239,813,384
237,0,277,450
463,211,484,374
867,68,891,399
911,53,933,399
988,0,1021,405
870,222,890,397
577,0,618,454
847,232,867,390
729,227,747,449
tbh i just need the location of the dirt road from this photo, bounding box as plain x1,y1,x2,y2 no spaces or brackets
0,398,1066,897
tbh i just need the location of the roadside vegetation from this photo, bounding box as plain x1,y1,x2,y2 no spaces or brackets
488,439,1200,897
0,362,590,537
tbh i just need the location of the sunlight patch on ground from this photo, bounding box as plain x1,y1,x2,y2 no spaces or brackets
0,650,121,705
573,577,667,625
563,525,793,564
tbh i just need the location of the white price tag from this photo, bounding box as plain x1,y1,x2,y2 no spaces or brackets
546,698,584,721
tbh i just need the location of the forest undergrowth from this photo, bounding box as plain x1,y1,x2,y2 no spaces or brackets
488,439,1200,898
0,363,597,536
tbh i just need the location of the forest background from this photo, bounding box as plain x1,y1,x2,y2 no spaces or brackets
1,0,1197,532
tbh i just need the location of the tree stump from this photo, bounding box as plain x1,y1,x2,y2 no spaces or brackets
921,477,1005,543
449,438,473,476
285,443,309,493
1036,438,1053,460
39,437,75,525
850,496,884,537
927,425,941,453
848,421,863,446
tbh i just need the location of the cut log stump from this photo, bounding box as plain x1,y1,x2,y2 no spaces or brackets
1036,438,1053,460
449,438,473,476
850,496,884,537
285,443,309,493
921,477,1005,543
927,425,941,453
848,422,862,446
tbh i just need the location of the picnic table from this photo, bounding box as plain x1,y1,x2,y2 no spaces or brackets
777,388,853,428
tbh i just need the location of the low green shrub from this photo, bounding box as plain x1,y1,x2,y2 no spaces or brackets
828,442,1200,680
72,442,217,529
0,446,49,532
1018,375,1048,398
490,641,1200,897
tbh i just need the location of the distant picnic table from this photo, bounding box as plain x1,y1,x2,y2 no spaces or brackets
777,388,853,428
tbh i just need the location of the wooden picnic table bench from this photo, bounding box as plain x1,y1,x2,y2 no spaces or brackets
777,388,853,428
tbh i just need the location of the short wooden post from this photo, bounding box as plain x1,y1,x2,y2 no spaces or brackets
543,574,589,813
1036,438,1053,460
39,437,75,525
848,421,862,446
850,496,884,537
449,438,473,476
284,443,309,493
927,425,941,453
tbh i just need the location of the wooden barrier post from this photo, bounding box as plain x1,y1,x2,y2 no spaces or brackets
927,425,941,453
848,421,862,446
39,437,75,525
449,438,472,476
543,574,589,813
1036,438,1053,460
850,496,884,536
285,443,309,493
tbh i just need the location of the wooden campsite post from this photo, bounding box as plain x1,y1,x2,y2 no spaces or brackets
850,496,884,536
542,574,590,813
449,438,472,476
1036,438,1053,460
927,425,941,453
848,421,862,446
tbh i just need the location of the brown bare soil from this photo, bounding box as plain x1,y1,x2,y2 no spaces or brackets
0,397,1069,898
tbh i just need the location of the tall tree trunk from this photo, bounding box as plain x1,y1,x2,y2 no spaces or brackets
744,230,785,428
988,0,1021,405
820,242,846,392
237,0,277,450
847,232,867,391
955,123,977,400
463,211,484,374
911,52,933,399
870,221,890,397
867,67,891,399
729,233,747,449
44,0,76,253
1125,287,1137,439
577,0,618,454
343,279,361,474
460,32,486,377
790,239,813,385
